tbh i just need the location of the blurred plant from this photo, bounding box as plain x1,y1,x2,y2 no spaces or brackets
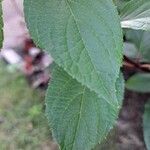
1,0,150,149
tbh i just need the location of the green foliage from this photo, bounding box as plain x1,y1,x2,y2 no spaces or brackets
0,0,150,149
121,0,150,30
24,0,123,103
24,0,124,149
126,73,150,93
123,42,138,58
143,100,150,150
46,66,124,150
114,0,131,12
125,29,150,61
120,1,150,149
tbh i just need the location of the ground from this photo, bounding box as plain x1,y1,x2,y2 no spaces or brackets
0,62,57,150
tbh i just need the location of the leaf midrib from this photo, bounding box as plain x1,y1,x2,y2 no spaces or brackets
70,87,86,150
65,0,116,104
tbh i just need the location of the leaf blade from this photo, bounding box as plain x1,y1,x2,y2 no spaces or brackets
24,0,123,106
126,73,150,93
125,29,150,61
46,66,124,150
120,0,150,30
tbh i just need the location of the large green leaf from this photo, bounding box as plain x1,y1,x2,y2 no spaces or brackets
46,66,124,150
120,0,150,30
0,0,3,48
24,0,123,106
126,73,150,93
143,100,150,150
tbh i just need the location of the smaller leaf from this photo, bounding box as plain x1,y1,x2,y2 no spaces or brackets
125,29,150,61
121,18,150,31
120,0,150,30
123,42,138,59
143,100,150,150
126,73,150,93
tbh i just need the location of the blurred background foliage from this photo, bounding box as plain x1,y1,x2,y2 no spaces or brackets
0,61,55,150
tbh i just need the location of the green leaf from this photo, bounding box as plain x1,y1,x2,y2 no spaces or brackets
24,0,123,106
123,42,138,59
113,0,131,13
125,29,150,61
126,73,150,93
143,100,150,150
0,0,3,48
120,0,150,30
46,65,124,150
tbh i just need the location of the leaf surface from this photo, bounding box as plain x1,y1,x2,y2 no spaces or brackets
123,42,138,59
121,0,150,30
125,29,150,61
46,66,124,150
24,0,123,106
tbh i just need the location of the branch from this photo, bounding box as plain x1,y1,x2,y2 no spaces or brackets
123,56,150,73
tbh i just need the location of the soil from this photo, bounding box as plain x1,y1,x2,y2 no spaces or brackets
95,68,150,150
95,90,150,150
117,90,150,150
115,68,150,150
